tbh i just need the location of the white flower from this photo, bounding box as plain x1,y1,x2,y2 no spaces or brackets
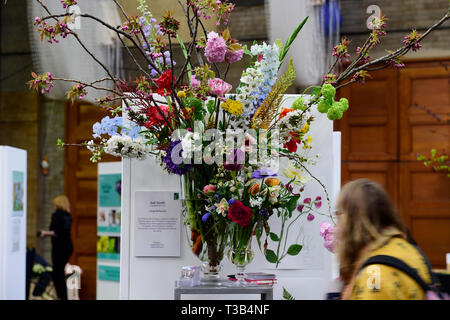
215,198,229,217
250,196,264,209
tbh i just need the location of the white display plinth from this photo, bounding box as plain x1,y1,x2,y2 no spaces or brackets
97,161,122,300
0,146,27,300
120,95,341,300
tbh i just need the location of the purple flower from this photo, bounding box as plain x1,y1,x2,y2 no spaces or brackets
315,196,322,201
307,213,315,221
202,212,211,222
228,199,235,206
303,198,311,204
204,31,227,63
251,168,277,179
163,140,193,175
315,201,322,209
259,208,269,219
297,205,304,212
224,148,244,171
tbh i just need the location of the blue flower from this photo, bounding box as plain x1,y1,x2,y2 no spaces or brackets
202,212,211,222
228,199,235,206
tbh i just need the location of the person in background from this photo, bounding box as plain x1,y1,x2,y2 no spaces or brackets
335,179,432,300
40,195,74,300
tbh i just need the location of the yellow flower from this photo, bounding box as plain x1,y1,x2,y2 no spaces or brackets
282,162,311,186
177,90,186,99
302,134,312,150
265,178,280,187
221,99,243,116
300,123,309,134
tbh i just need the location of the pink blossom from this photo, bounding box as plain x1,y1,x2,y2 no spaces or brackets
204,31,227,63
225,49,244,64
190,75,200,89
319,222,336,253
203,184,216,194
307,213,315,221
208,78,232,97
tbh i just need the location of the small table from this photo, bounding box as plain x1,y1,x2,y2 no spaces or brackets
174,281,274,300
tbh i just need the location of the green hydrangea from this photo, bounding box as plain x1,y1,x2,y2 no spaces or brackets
339,98,349,112
321,83,336,100
292,96,307,111
327,106,343,120
317,98,331,113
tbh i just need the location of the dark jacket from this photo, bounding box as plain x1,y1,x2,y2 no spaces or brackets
49,209,73,260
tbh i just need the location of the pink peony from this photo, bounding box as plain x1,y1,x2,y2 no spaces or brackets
205,31,227,63
225,49,244,64
203,184,216,194
208,78,232,97
190,75,200,89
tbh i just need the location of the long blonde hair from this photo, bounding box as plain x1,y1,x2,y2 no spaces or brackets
335,179,407,283
52,194,71,213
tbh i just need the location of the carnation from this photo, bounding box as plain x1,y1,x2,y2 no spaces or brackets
208,78,232,97
225,49,244,64
204,31,227,63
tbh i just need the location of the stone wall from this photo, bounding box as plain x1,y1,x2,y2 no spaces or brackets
0,0,66,261
339,0,450,58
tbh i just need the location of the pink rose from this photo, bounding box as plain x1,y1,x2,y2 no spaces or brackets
208,78,232,97
203,185,216,194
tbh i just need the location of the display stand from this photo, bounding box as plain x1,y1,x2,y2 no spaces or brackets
174,282,273,300
120,95,341,300
0,146,27,300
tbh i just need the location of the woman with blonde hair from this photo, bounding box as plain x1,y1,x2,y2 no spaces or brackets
335,179,433,300
40,194,74,300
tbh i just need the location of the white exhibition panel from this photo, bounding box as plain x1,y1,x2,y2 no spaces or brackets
97,161,122,300
120,95,341,300
0,146,27,300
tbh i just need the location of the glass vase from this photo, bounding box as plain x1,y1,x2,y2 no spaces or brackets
227,241,254,286
181,174,226,286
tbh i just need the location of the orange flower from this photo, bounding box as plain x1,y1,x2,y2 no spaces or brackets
248,183,260,195
265,178,280,187
278,108,294,120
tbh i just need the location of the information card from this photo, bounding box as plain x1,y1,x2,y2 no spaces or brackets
134,191,181,257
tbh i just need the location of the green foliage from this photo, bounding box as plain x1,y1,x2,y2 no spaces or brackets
287,244,303,256
56,138,65,148
265,249,278,263
417,149,450,178
269,232,280,242
283,287,296,300
279,16,309,64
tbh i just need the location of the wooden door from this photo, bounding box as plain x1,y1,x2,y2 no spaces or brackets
65,101,118,299
336,68,400,205
398,62,450,268
336,59,450,268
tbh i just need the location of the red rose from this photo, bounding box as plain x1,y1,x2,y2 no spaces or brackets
154,69,175,96
144,105,170,128
227,201,252,227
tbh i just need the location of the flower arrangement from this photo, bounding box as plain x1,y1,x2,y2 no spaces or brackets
29,0,449,276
